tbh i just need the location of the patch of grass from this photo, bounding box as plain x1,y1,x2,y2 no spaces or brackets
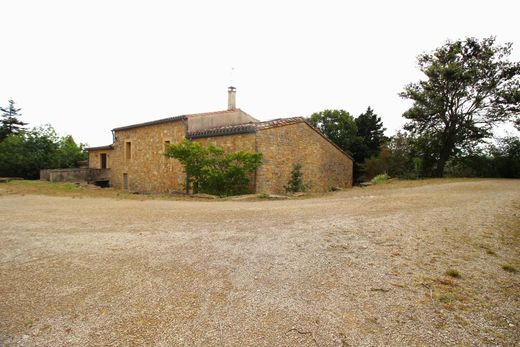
502,264,517,273
371,173,390,185
364,178,485,191
478,243,497,256
445,268,461,278
436,277,456,286
61,183,80,191
437,293,455,305
4,180,83,195
1,180,183,201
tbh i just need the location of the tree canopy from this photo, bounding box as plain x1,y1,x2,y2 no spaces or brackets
400,36,520,177
308,109,358,156
0,125,87,179
352,107,387,163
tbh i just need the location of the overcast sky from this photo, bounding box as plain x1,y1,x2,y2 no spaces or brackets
1,0,519,146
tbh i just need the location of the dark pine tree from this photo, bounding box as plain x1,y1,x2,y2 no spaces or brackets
353,107,387,162
0,99,27,141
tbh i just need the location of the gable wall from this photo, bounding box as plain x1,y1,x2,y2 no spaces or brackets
110,121,186,193
256,122,353,194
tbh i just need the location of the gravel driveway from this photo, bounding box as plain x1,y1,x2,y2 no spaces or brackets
1,180,519,346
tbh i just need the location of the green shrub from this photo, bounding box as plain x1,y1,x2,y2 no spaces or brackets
370,173,390,184
165,139,262,196
284,163,309,193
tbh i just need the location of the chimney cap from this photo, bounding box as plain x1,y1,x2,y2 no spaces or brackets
228,86,236,110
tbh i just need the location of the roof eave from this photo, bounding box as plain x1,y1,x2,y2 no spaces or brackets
86,145,114,151
112,115,187,132
187,126,257,139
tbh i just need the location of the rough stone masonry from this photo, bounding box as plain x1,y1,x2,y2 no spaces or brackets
87,88,353,194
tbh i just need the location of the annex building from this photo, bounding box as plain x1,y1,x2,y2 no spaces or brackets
86,88,353,194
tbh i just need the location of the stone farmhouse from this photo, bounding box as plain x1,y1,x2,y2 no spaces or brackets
86,88,353,194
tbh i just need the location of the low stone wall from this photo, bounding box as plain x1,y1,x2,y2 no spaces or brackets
39,169,51,181
40,168,110,183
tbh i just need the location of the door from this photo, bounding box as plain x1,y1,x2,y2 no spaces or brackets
123,173,128,190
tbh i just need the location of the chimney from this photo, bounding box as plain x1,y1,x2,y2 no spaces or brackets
228,86,236,110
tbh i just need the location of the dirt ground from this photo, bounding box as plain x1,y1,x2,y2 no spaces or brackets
0,179,519,346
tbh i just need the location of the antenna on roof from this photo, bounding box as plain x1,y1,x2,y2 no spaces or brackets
229,66,235,86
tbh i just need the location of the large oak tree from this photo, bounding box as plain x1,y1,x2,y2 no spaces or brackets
400,37,520,177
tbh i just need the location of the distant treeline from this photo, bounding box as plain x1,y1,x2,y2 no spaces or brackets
0,100,87,179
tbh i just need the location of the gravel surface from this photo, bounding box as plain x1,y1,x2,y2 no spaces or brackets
0,179,519,346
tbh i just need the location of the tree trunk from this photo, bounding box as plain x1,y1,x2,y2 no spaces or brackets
435,136,455,177
435,155,448,177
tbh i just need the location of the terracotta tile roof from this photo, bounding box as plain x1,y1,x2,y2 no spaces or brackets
187,122,257,139
186,117,306,138
112,115,187,132
255,117,305,130
86,144,114,151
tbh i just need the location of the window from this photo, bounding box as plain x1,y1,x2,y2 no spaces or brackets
125,142,132,161
100,153,107,169
164,140,171,151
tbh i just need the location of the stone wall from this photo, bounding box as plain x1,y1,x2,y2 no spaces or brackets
193,133,256,153
39,169,50,181
40,168,89,182
110,120,186,193
256,122,353,194
89,117,352,195
88,149,113,169
39,168,110,183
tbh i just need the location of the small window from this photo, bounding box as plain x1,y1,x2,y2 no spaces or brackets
100,153,107,169
125,142,132,160
164,140,171,151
